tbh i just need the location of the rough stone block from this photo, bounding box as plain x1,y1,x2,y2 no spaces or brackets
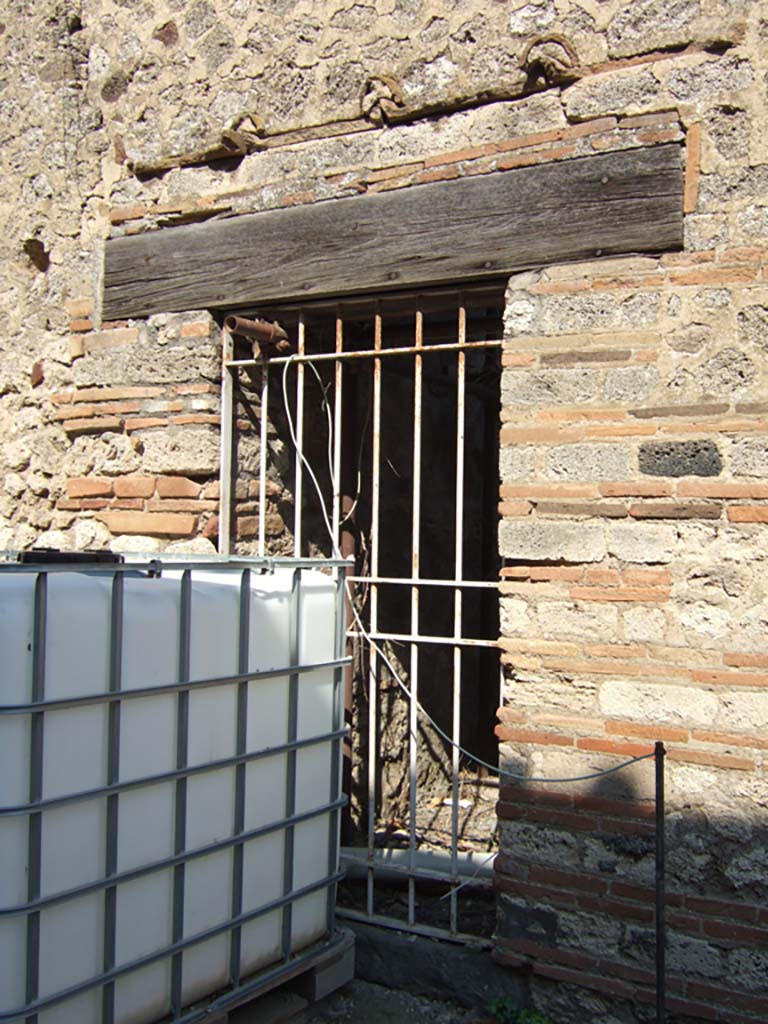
717,693,768,733
603,366,659,403
730,438,768,478
737,305,768,351
565,67,662,120
599,680,719,728
638,440,722,478
499,519,606,563
606,522,677,563
535,600,619,640
503,293,538,335
727,948,768,993
664,54,754,105
140,426,220,476
62,434,143,478
606,0,703,59
348,919,525,1010
676,601,733,641
623,605,667,642
546,443,632,482
558,909,623,957
700,347,757,394
499,444,535,481
538,292,616,333
501,369,599,407
616,291,661,328
73,343,219,387
500,596,530,635
497,893,558,944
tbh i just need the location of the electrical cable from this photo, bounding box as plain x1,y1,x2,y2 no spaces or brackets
280,355,655,785
439,851,495,901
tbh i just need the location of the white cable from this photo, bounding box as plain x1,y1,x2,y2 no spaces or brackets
439,851,496,901
280,357,656,785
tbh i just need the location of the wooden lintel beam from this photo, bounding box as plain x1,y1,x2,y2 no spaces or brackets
103,144,683,320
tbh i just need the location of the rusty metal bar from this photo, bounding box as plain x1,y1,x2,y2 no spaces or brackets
332,313,344,551
346,575,500,589
348,630,499,650
366,306,382,918
335,312,355,843
293,315,306,556
219,325,235,555
450,303,467,934
258,365,269,557
408,308,423,927
224,315,290,352
227,338,502,368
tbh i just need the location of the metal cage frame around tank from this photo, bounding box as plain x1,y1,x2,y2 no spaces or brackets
0,555,351,1024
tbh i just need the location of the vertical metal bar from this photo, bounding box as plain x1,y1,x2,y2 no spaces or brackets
366,307,382,918
102,572,124,1024
655,741,667,1024
219,326,235,556
293,315,306,557
450,304,467,935
281,569,301,958
336,314,356,844
408,307,423,927
171,571,191,1017
327,564,347,934
332,312,344,555
258,365,269,558
25,573,46,1024
229,569,250,985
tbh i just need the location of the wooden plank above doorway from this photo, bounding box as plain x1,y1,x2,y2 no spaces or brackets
103,144,683,320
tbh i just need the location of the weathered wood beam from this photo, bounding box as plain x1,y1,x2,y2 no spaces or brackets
103,144,683,320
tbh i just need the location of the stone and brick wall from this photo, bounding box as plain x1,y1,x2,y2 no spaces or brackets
494,154,768,1024
3,1,768,1021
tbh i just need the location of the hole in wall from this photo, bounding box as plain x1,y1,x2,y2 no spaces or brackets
23,239,50,272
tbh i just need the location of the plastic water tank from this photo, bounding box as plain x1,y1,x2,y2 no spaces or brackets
0,557,344,1024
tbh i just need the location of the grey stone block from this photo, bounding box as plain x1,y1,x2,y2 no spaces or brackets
603,366,658,402
606,522,677,563
546,442,632,481
497,894,558,945
730,438,768,477
499,519,606,562
606,0,701,59
738,305,768,351
700,347,757,394
501,369,599,407
347,920,527,1011
638,440,722,477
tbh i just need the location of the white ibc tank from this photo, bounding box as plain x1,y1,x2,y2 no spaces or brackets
0,559,343,1024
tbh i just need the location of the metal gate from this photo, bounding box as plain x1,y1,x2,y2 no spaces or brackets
221,285,505,945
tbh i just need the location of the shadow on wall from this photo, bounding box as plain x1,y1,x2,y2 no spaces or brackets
494,754,768,1024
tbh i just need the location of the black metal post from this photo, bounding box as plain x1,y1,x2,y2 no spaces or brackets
655,741,666,1024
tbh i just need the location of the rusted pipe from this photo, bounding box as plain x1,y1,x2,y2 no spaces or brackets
224,315,293,358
